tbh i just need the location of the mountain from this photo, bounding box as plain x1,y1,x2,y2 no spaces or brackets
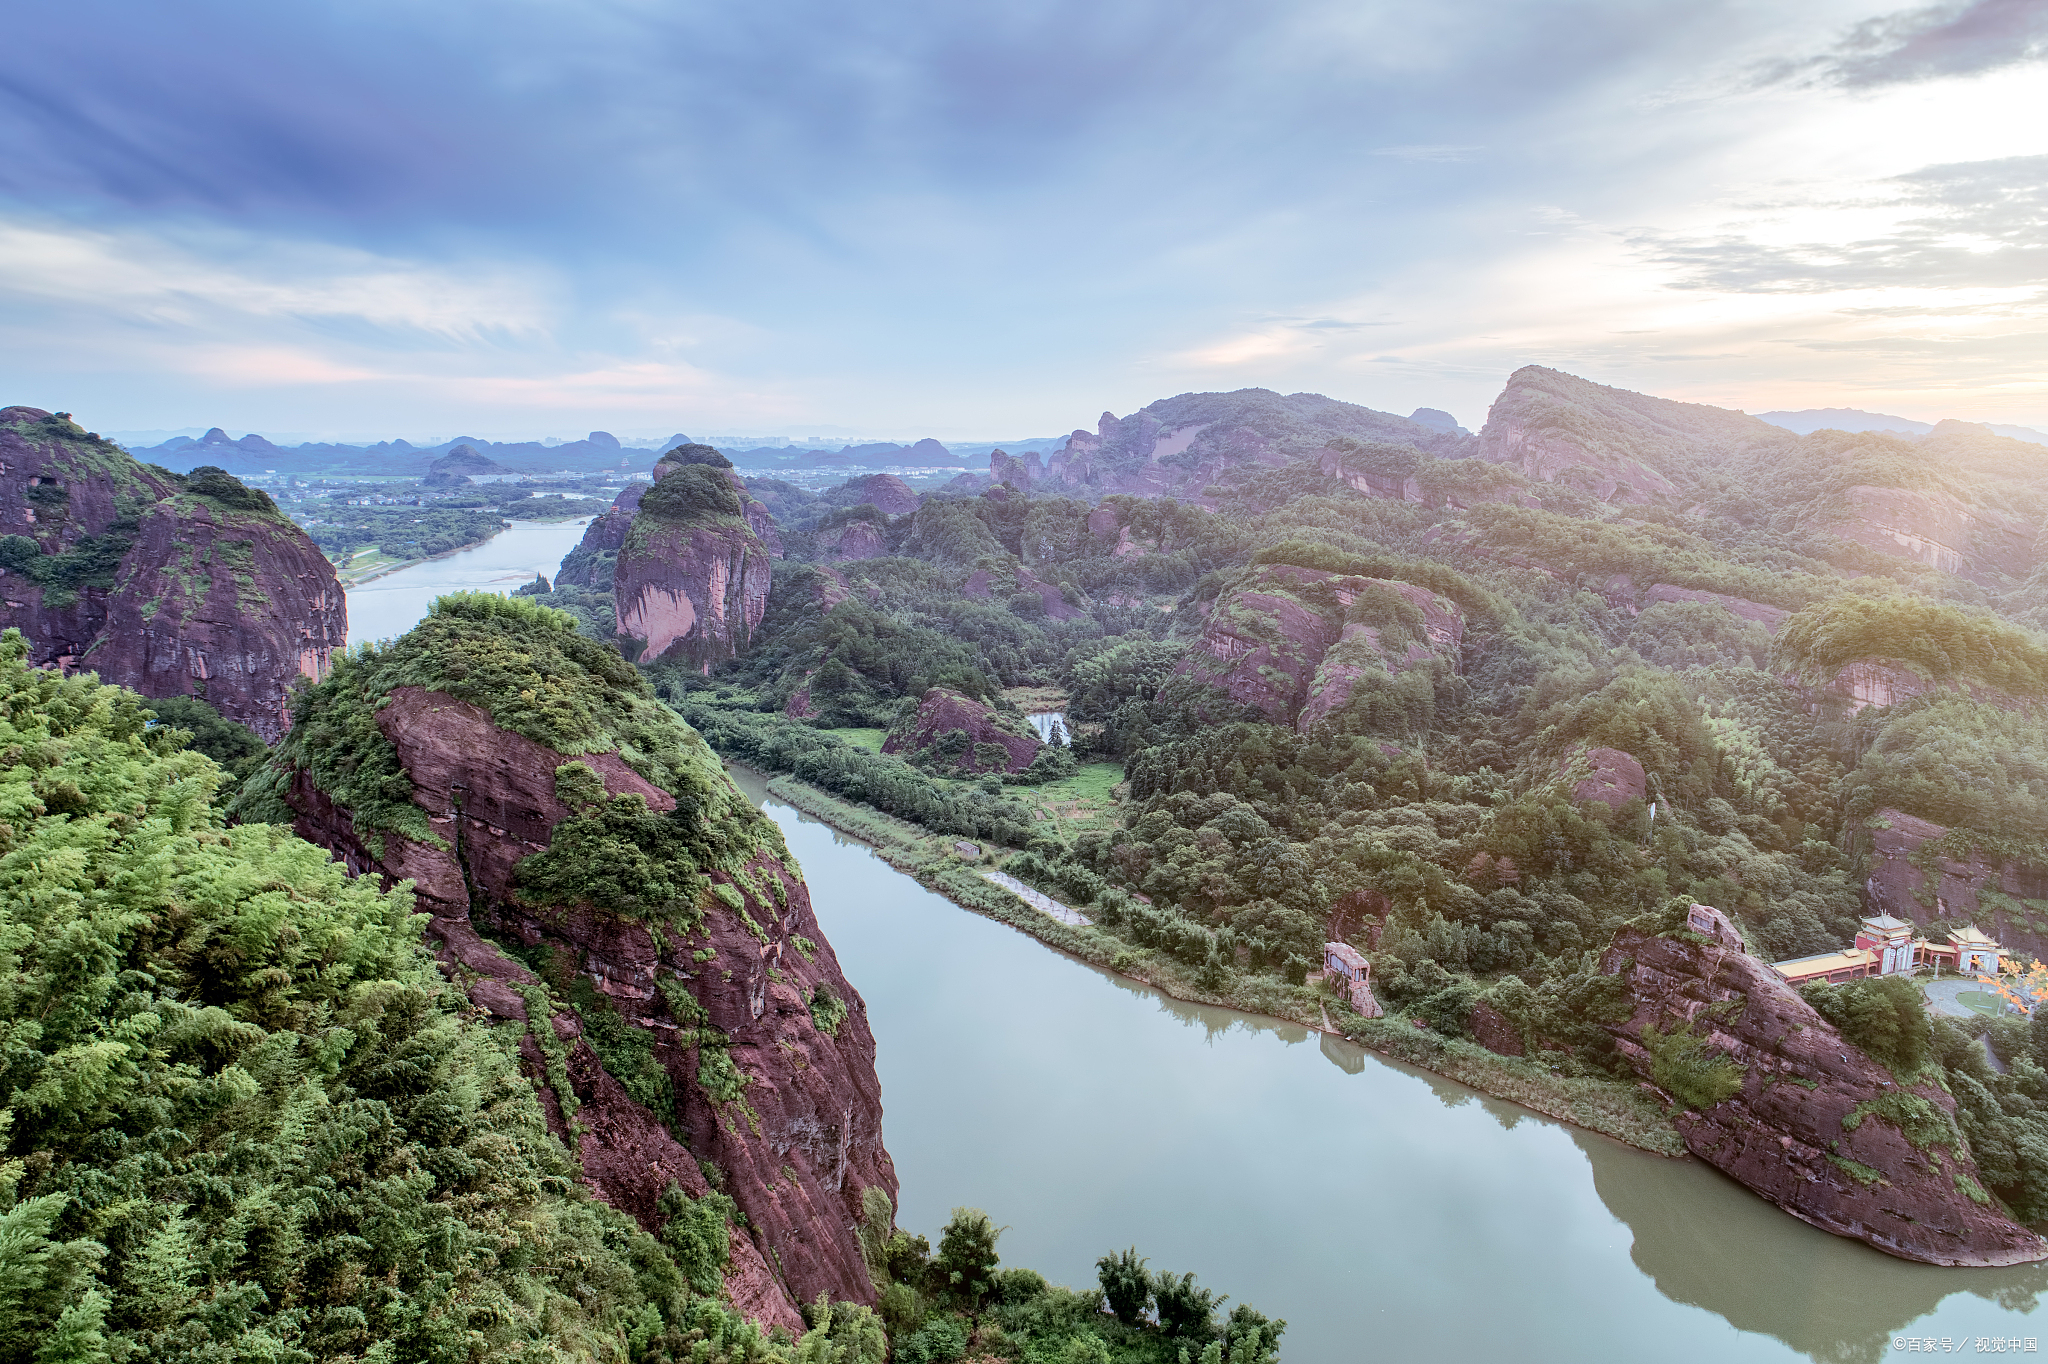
1024,387,1463,501
432,442,513,475
126,428,686,479
236,592,894,1322
0,405,344,741
1753,408,2048,447
1753,408,1935,436
1477,365,1794,505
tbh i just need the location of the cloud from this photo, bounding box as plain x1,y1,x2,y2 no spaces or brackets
1763,0,2048,89
0,217,552,340
1633,155,2048,294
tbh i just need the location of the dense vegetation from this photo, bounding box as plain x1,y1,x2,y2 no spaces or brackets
0,631,783,1362
1,629,1288,1361
609,389,2048,1136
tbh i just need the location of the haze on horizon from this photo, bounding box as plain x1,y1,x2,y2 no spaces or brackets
2,0,2045,442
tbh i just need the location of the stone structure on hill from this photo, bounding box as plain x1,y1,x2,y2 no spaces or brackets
1322,942,1383,1018
0,406,344,742
1601,918,2047,1266
258,604,894,1328
882,686,1043,774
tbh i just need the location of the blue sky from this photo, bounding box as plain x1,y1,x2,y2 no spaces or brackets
3,0,2044,441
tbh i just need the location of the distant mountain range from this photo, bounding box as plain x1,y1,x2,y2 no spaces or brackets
128,426,684,478
122,424,1002,479
1754,408,2048,446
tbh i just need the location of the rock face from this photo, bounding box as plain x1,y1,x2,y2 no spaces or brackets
1826,484,2031,587
1864,808,2048,960
0,407,344,741
813,512,890,562
1172,562,1463,731
1589,576,1791,633
553,483,647,591
1566,745,1647,809
1476,366,1792,506
1600,923,2047,1267
615,457,775,670
265,612,896,1326
882,687,1043,774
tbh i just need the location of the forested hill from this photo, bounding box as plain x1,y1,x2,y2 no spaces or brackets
578,363,2048,1246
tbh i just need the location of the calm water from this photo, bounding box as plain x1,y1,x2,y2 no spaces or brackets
726,765,2048,1364
343,518,593,645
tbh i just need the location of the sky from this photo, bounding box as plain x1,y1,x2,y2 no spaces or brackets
2,0,2045,443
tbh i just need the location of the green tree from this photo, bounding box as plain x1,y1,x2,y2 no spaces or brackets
936,1208,1003,1320
1097,1247,1151,1326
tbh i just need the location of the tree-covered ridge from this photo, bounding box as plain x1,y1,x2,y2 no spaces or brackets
238,594,773,874
1479,364,1794,488
649,371,2048,1112
0,630,779,1364
1776,594,2048,700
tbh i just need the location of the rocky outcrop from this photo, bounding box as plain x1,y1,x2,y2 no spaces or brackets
989,449,1043,493
882,687,1043,774
1565,745,1647,809
1173,562,1463,730
615,461,775,670
1476,366,1792,506
1295,579,1463,732
0,407,344,741
815,519,886,561
1024,390,1460,504
1863,809,2048,959
271,631,896,1325
553,482,646,591
1810,658,2028,717
1825,484,2031,587
1600,923,2046,1267
1592,576,1790,633
821,474,919,516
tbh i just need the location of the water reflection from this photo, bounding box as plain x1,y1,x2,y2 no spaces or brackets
1581,1128,2048,1363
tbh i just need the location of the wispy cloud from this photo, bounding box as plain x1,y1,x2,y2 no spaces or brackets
1631,155,2048,295
1759,0,2048,89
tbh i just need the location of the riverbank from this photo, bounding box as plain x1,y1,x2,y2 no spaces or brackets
738,763,1686,1157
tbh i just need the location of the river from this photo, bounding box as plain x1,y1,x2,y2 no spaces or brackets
726,765,2048,1364
343,518,594,645
342,566,2048,1361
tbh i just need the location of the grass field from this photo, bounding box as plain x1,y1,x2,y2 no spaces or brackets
819,726,888,753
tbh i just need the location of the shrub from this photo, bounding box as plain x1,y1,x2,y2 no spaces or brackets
1641,1020,1746,1111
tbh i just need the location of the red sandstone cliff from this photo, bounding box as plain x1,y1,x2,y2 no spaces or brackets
614,458,775,671
1171,562,1463,730
278,681,893,1327
1601,923,2046,1267
0,406,343,741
